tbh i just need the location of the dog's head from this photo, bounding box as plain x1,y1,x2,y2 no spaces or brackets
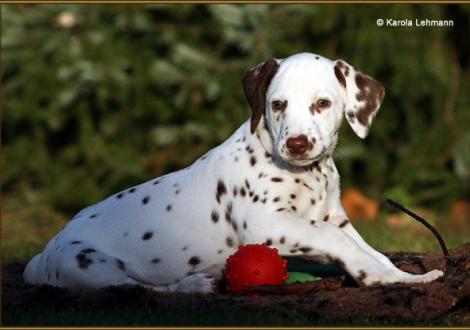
243,52,385,167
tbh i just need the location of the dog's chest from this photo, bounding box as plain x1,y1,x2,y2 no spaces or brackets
217,132,338,221
257,163,336,219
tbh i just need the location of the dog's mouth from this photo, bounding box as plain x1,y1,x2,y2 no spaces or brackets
283,148,328,167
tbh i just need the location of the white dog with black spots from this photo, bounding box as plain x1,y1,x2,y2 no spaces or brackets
24,53,443,292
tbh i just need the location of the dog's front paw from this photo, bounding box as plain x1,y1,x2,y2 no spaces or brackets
364,269,444,285
405,269,444,283
359,268,444,286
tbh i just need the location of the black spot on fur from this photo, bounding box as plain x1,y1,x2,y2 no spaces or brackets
142,196,150,205
116,193,124,199
116,258,126,271
253,195,259,203
291,205,297,211
153,180,160,185
357,270,367,283
217,249,223,254
323,214,329,222
166,204,172,212
216,180,227,204
76,253,93,269
129,188,136,193
310,199,316,205
245,145,254,154
70,240,82,245
276,207,285,212
225,202,233,223
243,221,247,229
303,183,313,191
81,248,96,254
273,197,281,202
90,213,98,219
299,247,312,253
151,258,160,264
182,246,188,251
211,210,219,223
290,194,296,199
310,220,316,225
240,188,246,197
226,237,234,247
271,177,283,182
265,239,272,246
188,256,201,266
245,179,250,189
339,219,350,228
250,156,257,166
280,236,285,244
295,178,300,183
142,231,154,240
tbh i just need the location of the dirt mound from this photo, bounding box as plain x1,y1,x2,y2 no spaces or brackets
3,244,470,326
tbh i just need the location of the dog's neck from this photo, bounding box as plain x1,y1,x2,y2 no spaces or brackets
251,116,274,156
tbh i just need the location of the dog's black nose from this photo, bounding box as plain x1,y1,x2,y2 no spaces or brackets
286,135,310,155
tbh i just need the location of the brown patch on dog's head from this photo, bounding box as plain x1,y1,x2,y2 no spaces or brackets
242,59,280,133
354,73,385,127
334,62,347,88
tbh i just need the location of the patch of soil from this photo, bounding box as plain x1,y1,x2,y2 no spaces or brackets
3,244,470,325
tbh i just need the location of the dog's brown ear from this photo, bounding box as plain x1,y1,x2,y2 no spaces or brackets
334,60,385,139
242,59,280,133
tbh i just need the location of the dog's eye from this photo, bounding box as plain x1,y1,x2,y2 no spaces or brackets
317,99,331,108
271,100,287,112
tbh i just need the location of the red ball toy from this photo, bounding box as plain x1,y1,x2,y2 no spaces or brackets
224,244,289,293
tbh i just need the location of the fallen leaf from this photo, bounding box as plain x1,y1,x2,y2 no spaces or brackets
341,188,379,221
451,200,470,223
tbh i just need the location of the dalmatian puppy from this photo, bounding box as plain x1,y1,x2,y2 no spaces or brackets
24,52,443,293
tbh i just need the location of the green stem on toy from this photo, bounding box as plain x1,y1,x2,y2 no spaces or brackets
386,198,452,267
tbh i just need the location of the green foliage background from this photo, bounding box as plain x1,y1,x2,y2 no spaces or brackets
2,4,470,215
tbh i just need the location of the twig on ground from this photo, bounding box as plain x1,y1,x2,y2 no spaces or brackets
386,198,453,268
